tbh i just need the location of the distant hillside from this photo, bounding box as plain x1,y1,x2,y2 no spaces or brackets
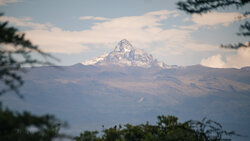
2,39,250,140
1,64,250,141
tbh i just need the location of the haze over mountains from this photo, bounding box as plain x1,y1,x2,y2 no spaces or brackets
2,39,250,140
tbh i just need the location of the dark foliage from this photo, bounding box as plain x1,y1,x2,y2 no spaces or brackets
75,131,100,141
238,21,250,37
186,117,239,141
0,13,58,96
0,103,69,141
0,13,67,141
177,0,249,14
75,115,239,141
177,0,250,49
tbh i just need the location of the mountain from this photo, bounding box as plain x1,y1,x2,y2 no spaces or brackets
82,39,170,68
2,40,250,140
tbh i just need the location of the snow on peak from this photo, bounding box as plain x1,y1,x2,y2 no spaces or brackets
114,39,133,52
82,53,108,65
82,39,170,69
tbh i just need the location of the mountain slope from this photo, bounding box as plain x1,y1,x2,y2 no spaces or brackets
82,39,169,68
2,64,250,140
1,39,250,140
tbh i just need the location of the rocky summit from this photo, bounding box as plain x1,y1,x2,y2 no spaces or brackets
82,39,170,68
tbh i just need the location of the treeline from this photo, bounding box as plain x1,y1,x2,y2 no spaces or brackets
75,115,236,141
0,105,238,141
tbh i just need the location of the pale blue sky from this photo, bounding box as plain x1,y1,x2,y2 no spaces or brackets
1,0,249,68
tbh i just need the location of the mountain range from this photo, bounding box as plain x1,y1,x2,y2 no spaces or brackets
2,39,250,140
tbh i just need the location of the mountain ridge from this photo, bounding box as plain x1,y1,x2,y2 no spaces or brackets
82,39,171,69
2,60,250,140
2,40,250,140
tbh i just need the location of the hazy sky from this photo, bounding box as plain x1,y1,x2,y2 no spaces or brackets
1,0,249,68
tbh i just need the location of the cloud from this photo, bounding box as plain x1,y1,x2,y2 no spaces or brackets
200,47,250,68
0,16,87,54
145,10,178,17
5,10,249,67
0,16,52,29
79,16,109,21
200,54,226,68
0,0,21,6
25,27,89,54
180,12,248,30
1,10,217,55
192,12,242,26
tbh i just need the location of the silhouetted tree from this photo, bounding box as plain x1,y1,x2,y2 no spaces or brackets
0,13,67,141
75,131,100,141
0,13,57,97
186,117,240,141
177,0,250,49
75,115,239,141
0,104,67,141
156,115,197,141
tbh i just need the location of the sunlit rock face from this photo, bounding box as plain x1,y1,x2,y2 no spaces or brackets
82,39,170,68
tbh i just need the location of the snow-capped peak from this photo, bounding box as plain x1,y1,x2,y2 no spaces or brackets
114,39,133,52
82,39,170,69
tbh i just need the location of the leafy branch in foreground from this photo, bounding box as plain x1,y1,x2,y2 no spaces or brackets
0,13,58,97
176,0,248,14
177,0,250,49
0,13,69,141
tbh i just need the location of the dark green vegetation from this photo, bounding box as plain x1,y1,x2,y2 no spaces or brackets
0,14,66,141
0,104,67,141
177,0,250,49
0,13,57,96
75,115,237,141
